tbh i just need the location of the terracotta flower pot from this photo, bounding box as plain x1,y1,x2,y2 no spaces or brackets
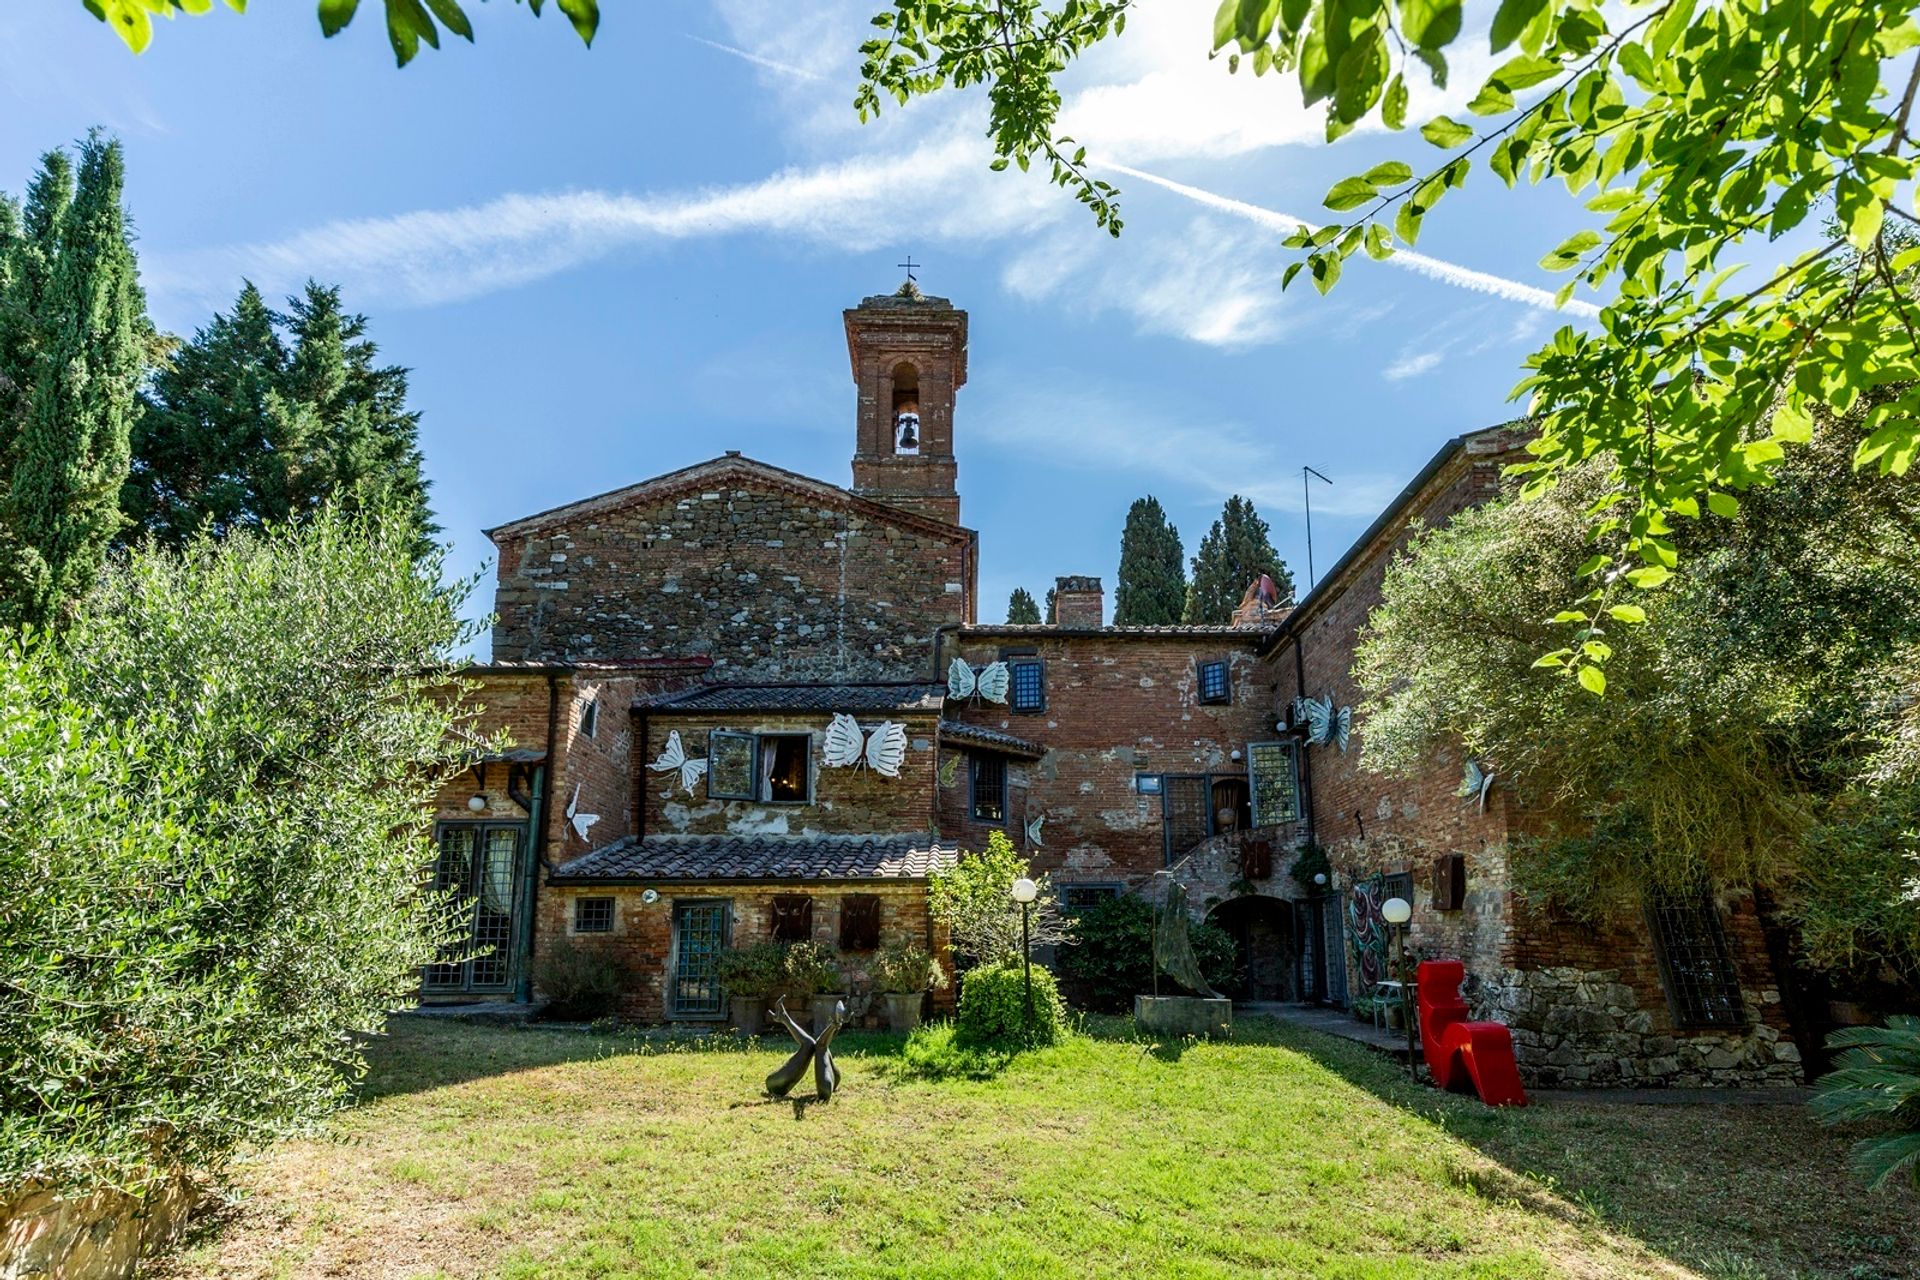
810,993,849,1035
885,991,926,1033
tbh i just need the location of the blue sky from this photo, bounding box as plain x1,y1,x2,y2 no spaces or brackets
2,0,1614,650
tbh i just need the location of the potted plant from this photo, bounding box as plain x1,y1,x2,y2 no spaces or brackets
872,942,948,1032
716,941,786,1035
784,940,848,1034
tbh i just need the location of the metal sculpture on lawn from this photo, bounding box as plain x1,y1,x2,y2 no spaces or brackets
765,996,845,1101
1151,874,1221,999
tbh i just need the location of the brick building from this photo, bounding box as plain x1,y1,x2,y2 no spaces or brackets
423,282,1801,1085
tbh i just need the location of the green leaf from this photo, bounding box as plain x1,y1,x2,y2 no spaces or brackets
1576,664,1607,696
1706,492,1739,518
1394,199,1425,246
1606,604,1647,623
1467,81,1516,115
422,0,472,41
1212,0,1239,50
1532,648,1572,669
1309,250,1342,295
1363,161,1413,187
1489,0,1547,52
1333,25,1389,122
1540,229,1601,271
1323,176,1379,211
1364,222,1393,260
1382,73,1408,129
1420,115,1473,148
102,0,154,51
1399,0,1462,50
555,0,599,45
1624,565,1672,589
1490,53,1560,91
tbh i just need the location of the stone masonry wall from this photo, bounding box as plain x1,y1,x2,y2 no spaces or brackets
490,470,972,681
537,881,947,1023
940,634,1283,894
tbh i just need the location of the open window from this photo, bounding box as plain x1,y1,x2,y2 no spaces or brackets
705,731,813,804
760,733,812,803
706,732,757,801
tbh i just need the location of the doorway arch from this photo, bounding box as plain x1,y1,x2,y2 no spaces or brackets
1207,895,1297,1002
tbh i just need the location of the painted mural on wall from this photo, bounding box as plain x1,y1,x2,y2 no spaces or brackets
1346,873,1390,992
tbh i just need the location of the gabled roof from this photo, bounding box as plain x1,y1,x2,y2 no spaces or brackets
483,452,975,544
550,833,958,884
641,682,947,716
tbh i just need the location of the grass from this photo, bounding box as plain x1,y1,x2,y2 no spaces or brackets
155,1014,1920,1280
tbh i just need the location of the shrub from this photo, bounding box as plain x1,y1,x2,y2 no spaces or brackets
892,1022,1016,1081
782,941,845,995
535,940,626,1022
929,830,1071,965
1811,1015,1920,1191
872,943,947,995
1055,894,1235,1012
715,941,787,999
955,960,1065,1047
0,511,475,1194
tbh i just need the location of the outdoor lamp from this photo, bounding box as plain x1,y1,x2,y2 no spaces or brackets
1381,897,1411,925
1379,897,1416,1077
467,793,487,812
1312,872,1328,886
1010,877,1039,1035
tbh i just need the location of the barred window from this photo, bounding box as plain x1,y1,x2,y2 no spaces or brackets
1647,888,1746,1028
770,894,813,944
1010,660,1046,712
1198,660,1231,705
970,754,1007,823
1059,883,1123,914
574,896,615,934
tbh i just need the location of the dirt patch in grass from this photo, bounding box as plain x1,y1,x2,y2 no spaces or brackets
150,1015,1917,1279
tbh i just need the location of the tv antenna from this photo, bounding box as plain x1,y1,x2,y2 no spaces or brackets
1303,466,1332,588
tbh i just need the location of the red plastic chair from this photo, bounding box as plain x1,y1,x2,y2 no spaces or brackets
1416,960,1528,1107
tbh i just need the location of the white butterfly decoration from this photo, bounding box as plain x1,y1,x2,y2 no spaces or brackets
1025,814,1046,847
1296,694,1352,752
565,783,600,844
946,657,1010,704
1457,759,1495,812
647,729,709,795
822,713,909,779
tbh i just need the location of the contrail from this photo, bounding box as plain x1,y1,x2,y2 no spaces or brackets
1102,161,1602,319
683,35,826,82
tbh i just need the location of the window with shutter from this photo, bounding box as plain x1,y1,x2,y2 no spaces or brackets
770,893,813,944
840,894,882,951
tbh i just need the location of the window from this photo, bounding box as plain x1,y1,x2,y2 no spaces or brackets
1059,883,1123,913
574,896,615,934
1010,659,1046,712
1134,773,1163,795
770,894,813,943
707,731,757,800
760,733,812,804
970,754,1007,823
840,894,882,951
578,696,599,739
1246,741,1301,826
706,731,813,803
1647,888,1746,1028
1198,660,1231,705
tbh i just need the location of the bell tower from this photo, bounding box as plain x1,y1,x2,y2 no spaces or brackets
845,279,966,524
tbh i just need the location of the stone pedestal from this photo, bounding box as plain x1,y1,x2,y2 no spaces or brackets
1134,995,1233,1038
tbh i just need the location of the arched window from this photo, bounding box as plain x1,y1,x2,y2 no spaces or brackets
890,361,921,455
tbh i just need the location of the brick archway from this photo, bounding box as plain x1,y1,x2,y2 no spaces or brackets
1207,895,1298,1002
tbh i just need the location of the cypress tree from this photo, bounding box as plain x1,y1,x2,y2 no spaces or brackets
127,280,434,550
1183,495,1293,624
1044,586,1057,624
1006,587,1040,624
1113,495,1186,625
0,135,145,629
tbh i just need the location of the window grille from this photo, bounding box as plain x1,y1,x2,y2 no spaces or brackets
1245,741,1300,826
1198,660,1231,705
1646,888,1746,1028
970,754,1007,822
770,894,813,943
574,896,615,934
672,901,730,1018
1059,883,1123,913
840,894,881,950
1162,774,1211,863
1010,660,1046,712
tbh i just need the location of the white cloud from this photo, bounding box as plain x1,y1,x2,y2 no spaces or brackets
1384,350,1444,380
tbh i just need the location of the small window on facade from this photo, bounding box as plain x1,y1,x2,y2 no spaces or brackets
1245,741,1300,826
1197,660,1231,705
1059,883,1123,914
707,731,757,800
840,894,882,951
970,754,1007,823
1135,773,1163,795
574,896,615,934
1647,888,1746,1028
579,696,599,739
761,733,812,803
770,894,813,943
1010,660,1046,712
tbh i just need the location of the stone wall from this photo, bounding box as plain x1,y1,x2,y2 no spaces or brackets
489,460,975,681
1,1174,197,1280
537,881,947,1023
939,630,1283,893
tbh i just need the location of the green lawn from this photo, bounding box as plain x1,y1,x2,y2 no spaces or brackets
158,1015,1920,1280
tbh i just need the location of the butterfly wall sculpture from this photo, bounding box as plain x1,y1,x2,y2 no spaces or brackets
822,713,908,778
1025,814,1045,847
648,729,709,795
1456,759,1495,812
947,657,1010,704
565,783,600,843
1294,693,1352,752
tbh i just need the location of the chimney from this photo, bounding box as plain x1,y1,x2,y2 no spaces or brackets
1053,575,1104,627
1231,574,1288,627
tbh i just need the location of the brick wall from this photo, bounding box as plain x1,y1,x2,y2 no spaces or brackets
490,465,974,681
635,710,940,838
536,881,948,1023
940,633,1283,895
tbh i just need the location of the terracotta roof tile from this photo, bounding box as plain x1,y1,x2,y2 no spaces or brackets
640,682,946,715
550,834,957,883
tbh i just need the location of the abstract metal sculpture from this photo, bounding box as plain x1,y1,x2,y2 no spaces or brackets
648,729,709,794
765,996,845,1101
1150,875,1221,999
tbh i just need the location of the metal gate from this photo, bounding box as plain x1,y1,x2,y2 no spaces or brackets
671,900,731,1018
423,822,524,994
1162,774,1213,865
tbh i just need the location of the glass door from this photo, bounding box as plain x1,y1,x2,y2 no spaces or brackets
423,822,525,995
671,900,731,1018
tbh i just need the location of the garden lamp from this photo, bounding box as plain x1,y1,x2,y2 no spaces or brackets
1380,896,1415,1076
1011,877,1038,1034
